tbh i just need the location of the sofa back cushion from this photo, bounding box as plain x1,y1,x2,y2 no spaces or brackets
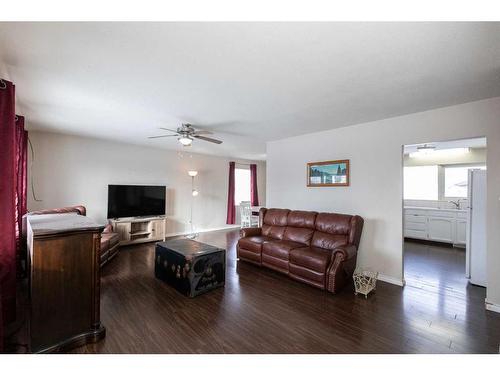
29,205,87,216
349,215,364,248
311,212,351,250
283,210,317,245
262,208,290,240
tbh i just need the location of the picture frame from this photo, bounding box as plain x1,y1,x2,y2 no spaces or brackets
307,159,350,187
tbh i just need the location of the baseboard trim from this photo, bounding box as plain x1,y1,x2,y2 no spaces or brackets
485,299,500,314
377,273,405,287
165,225,240,238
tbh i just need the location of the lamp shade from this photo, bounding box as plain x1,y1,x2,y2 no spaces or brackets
188,170,198,177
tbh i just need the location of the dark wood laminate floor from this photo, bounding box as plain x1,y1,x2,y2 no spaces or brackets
63,231,500,353
402,240,500,352
404,240,469,294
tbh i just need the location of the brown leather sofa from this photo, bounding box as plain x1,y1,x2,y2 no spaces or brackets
237,208,364,293
24,205,119,267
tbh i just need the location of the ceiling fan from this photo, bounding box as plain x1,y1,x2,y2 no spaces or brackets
148,123,223,146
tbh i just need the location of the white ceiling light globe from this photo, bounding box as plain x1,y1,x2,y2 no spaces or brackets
179,136,192,146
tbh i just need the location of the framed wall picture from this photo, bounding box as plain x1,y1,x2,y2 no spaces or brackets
307,160,350,187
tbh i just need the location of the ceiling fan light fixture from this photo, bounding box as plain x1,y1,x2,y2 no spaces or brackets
410,147,470,158
416,144,436,153
178,136,193,146
150,124,221,145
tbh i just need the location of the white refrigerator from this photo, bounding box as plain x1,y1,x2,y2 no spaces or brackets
465,169,487,287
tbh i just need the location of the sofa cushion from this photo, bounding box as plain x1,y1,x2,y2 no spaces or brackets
262,224,286,240
289,263,326,288
263,208,290,226
290,247,331,273
238,235,276,253
283,226,314,245
261,208,290,240
315,212,352,235
102,232,119,248
108,243,119,258
100,236,110,252
262,240,306,260
311,212,351,250
287,210,317,229
238,248,262,264
262,254,289,274
100,251,109,264
311,232,348,251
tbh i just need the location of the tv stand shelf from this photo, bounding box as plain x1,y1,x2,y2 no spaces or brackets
111,217,166,246
130,231,152,236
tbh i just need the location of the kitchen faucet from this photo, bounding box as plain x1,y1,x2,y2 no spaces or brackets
448,199,464,209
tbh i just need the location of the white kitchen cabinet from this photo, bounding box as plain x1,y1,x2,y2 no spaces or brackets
455,219,467,245
404,207,467,245
404,213,428,239
428,216,455,243
404,228,428,240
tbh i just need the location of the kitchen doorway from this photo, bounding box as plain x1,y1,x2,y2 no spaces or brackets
402,137,487,296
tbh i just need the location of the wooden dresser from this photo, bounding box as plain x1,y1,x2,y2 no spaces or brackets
26,213,106,353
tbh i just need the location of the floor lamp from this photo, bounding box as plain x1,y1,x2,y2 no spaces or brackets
186,170,199,239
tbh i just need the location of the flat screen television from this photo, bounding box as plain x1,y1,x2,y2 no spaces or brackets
107,185,166,218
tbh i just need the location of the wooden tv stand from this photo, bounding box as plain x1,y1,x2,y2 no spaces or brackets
110,216,166,245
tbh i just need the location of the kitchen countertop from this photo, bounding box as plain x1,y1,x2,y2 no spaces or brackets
404,206,467,213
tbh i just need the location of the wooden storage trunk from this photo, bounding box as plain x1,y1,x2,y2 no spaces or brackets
155,239,225,297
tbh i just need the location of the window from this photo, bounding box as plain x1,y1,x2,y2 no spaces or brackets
404,166,438,200
444,165,486,198
234,168,251,205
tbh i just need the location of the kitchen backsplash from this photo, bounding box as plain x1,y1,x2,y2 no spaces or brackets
404,199,469,210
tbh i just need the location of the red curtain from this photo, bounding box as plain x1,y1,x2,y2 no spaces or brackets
226,161,236,224
15,116,28,276
0,79,17,339
250,164,259,206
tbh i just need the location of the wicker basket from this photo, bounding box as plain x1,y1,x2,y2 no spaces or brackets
353,268,378,298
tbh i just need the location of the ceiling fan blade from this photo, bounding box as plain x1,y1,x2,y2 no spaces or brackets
193,135,223,144
159,127,179,133
148,134,178,139
192,130,213,136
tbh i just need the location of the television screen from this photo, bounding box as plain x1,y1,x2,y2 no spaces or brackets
107,185,166,218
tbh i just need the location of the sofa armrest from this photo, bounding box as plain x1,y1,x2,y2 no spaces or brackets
102,223,114,234
240,227,262,238
326,245,358,293
331,245,358,260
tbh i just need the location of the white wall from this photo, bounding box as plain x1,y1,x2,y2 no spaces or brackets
267,97,500,308
27,131,266,236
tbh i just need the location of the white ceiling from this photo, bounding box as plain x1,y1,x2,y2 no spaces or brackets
1,22,499,160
